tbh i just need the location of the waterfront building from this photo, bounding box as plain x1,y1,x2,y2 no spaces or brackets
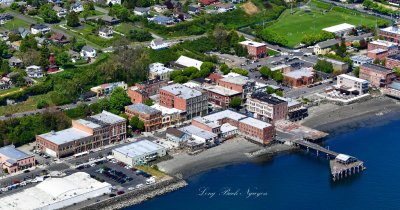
166,127,190,146
238,117,275,144
0,145,35,174
359,64,397,87
382,80,400,98
334,74,369,96
112,140,166,166
246,91,288,122
0,172,111,210
36,111,126,158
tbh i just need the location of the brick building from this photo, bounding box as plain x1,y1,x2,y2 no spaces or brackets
202,85,241,108
0,145,35,174
367,40,398,56
283,68,316,87
378,26,400,44
239,41,267,58
367,48,389,60
160,84,208,120
125,103,162,132
127,79,167,104
36,111,127,158
246,91,288,123
360,63,397,87
385,53,400,69
216,74,256,99
238,117,275,144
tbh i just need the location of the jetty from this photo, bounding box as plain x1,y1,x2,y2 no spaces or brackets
276,137,365,181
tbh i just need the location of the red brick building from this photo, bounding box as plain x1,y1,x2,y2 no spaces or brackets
283,68,316,87
239,40,267,58
367,40,398,60
378,26,400,44
125,103,162,132
360,63,397,87
216,74,256,99
367,49,388,60
127,79,167,104
199,0,218,6
202,85,241,108
385,54,400,69
0,145,35,174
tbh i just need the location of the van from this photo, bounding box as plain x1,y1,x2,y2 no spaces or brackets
146,177,156,185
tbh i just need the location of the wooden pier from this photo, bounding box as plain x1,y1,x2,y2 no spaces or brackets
275,137,365,181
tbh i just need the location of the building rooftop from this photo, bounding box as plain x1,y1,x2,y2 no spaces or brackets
387,53,400,61
126,103,160,115
149,62,174,74
161,84,203,99
388,80,400,90
175,55,203,70
202,110,247,122
75,119,101,129
350,55,373,62
203,85,241,96
315,39,340,49
239,117,272,130
220,123,238,134
0,145,33,161
369,48,387,54
322,58,346,65
0,172,111,210
113,140,164,158
166,127,187,139
193,117,220,129
369,39,398,47
220,74,253,85
271,64,290,72
151,103,182,115
179,125,217,140
90,110,126,124
250,91,287,105
239,40,266,47
284,68,315,79
322,23,355,33
338,74,368,84
380,25,400,35
362,63,393,73
271,93,301,108
38,128,92,145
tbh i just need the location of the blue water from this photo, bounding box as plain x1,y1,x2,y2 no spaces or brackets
129,119,400,210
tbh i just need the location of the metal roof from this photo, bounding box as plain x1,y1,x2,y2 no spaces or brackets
90,110,126,124
202,110,247,122
179,125,217,140
113,140,165,158
175,55,203,70
0,145,33,161
322,23,355,33
239,117,272,129
38,128,92,145
126,103,160,115
161,84,203,99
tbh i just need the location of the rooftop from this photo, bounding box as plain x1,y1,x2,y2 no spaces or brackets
220,123,238,134
322,58,346,65
239,117,272,129
315,39,340,49
250,91,287,105
126,103,160,115
113,140,165,158
0,145,33,161
271,93,301,108
220,74,253,85
369,39,398,47
38,128,92,145
179,125,217,140
239,40,266,48
350,55,373,62
149,62,174,74
283,68,315,79
322,23,355,33
388,80,400,90
75,119,100,129
337,74,368,83
193,117,220,129
151,103,181,115
387,53,400,61
175,55,203,70
161,84,203,99
202,110,247,122
203,85,241,96
369,48,387,54
380,25,400,35
166,127,187,138
362,63,393,73
90,110,126,124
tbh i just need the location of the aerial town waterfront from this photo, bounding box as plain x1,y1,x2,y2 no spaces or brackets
0,0,400,209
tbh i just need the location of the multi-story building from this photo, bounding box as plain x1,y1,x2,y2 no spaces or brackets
149,63,174,81
385,53,400,69
160,84,208,120
125,103,162,132
202,85,241,108
151,104,184,128
335,74,369,95
216,73,256,99
351,55,373,67
283,68,316,87
90,81,127,97
313,39,340,55
238,117,275,144
127,79,167,104
360,63,397,87
239,40,267,58
321,58,349,73
368,48,389,60
0,145,35,174
367,40,398,56
36,111,127,158
378,25,400,44
246,91,288,123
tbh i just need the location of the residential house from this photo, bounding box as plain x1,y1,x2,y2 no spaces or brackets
149,15,174,25
98,27,113,39
26,65,44,78
199,0,218,6
8,57,23,68
134,7,151,16
153,4,168,13
14,28,29,38
91,81,127,97
313,39,340,55
214,3,235,13
166,127,190,146
150,38,169,50
188,5,200,14
49,33,69,44
100,16,120,25
106,0,121,4
30,24,50,35
53,5,67,18
80,45,97,58
0,13,13,25
71,2,84,13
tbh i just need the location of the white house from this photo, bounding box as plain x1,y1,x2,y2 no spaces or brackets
134,7,150,16
53,6,67,18
106,0,121,4
175,55,203,70
153,4,168,13
26,65,44,78
80,45,97,58
71,2,84,13
98,27,113,39
150,38,169,50
30,24,50,35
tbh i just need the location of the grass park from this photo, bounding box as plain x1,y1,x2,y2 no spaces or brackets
265,0,390,47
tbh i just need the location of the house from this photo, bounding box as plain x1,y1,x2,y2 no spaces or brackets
30,24,50,35
100,16,120,25
68,50,80,63
239,40,267,58
166,127,190,146
26,65,44,78
150,38,169,50
49,33,69,44
14,27,30,38
98,27,113,39
199,0,218,6
10,41,21,50
134,7,151,16
214,3,235,13
149,15,174,25
8,57,23,68
174,55,203,70
91,81,127,97
53,5,67,18
175,12,192,21
71,2,84,13
313,39,340,55
188,5,200,14
80,45,97,58
153,4,168,13
0,13,13,25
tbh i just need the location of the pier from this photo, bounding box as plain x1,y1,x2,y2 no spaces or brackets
275,137,365,181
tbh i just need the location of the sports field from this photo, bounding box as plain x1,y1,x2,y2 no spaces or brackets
266,0,389,47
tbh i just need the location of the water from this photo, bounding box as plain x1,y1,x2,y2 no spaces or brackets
129,118,400,210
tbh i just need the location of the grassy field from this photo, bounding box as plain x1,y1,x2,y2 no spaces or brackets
0,92,53,116
266,0,389,47
1,18,31,30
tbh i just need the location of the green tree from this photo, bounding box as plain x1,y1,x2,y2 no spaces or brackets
10,2,19,10
314,60,334,74
39,4,59,23
260,66,272,78
130,115,139,130
144,98,154,106
137,120,144,131
56,52,71,67
109,87,131,114
66,11,80,27
232,68,248,76
272,71,284,83
36,99,49,109
220,64,230,75
0,41,9,58
275,90,283,97
229,97,242,110
266,86,276,94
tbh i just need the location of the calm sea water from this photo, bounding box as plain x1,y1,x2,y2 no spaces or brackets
129,118,400,210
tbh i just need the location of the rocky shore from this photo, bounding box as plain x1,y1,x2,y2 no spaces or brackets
78,177,187,210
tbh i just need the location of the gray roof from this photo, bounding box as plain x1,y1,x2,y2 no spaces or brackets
362,63,393,73
81,45,95,52
0,145,33,161
389,80,400,90
179,125,217,140
202,110,246,122
31,24,49,30
90,111,126,124
38,128,92,145
113,140,164,158
126,103,160,115
239,117,272,129
75,119,101,129
166,127,187,138
220,75,253,85
161,84,203,99
134,7,150,12
316,39,340,49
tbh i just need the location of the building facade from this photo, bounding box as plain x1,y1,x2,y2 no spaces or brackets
283,68,316,87
239,40,267,58
127,79,167,104
246,91,288,123
125,103,162,132
216,74,256,99
203,85,241,108
335,74,369,95
112,140,166,166
149,63,174,80
0,145,35,174
360,64,397,87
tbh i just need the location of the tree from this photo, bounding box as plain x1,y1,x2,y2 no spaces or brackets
272,71,284,83
235,44,248,57
260,66,272,78
275,90,283,97
128,29,153,42
213,23,228,49
130,115,139,130
144,98,154,106
266,86,276,94
109,87,131,114
137,120,144,131
0,41,8,58
56,52,71,67
229,97,242,110
232,68,248,76
220,64,230,75
10,2,19,10
36,99,49,109
314,60,333,74
39,4,59,23
66,11,80,27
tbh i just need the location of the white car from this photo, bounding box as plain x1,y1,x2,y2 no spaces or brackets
136,184,144,189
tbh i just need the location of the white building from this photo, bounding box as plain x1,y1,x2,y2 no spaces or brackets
179,125,218,144
151,103,183,127
26,65,43,78
80,45,97,58
150,38,170,50
175,55,203,70
0,172,111,210
30,24,50,35
335,74,369,95
113,140,166,166
106,0,121,4
322,23,355,36
99,27,113,39
350,55,373,67
149,62,174,80
71,2,84,13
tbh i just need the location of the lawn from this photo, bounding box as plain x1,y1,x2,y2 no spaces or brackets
1,18,31,30
114,22,136,35
0,92,53,116
265,0,389,47
135,165,167,179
